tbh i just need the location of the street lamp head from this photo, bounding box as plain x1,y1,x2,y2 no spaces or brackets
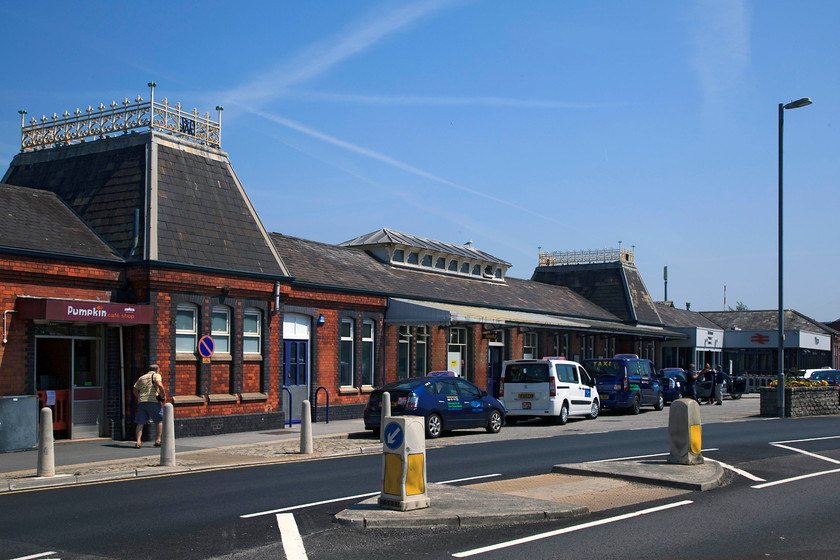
783,97,812,110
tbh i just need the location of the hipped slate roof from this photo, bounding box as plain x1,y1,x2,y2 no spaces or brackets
272,232,636,324
700,310,839,335
3,132,287,277
0,183,122,262
656,302,723,330
531,261,664,326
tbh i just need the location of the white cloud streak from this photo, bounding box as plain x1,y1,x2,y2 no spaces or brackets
689,0,751,105
246,107,560,224
221,0,459,108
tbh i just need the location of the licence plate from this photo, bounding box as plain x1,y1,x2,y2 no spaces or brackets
522,402,531,409
518,393,535,399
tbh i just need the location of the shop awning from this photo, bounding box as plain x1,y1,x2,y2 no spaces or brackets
16,297,154,325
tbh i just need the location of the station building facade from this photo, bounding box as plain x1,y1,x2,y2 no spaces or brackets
2,90,831,444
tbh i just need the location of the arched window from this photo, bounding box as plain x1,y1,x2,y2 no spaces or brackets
176,304,198,354
243,308,262,355
212,305,231,354
340,319,354,386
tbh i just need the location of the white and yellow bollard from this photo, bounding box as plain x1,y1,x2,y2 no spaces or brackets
667,398,703,465
379,416,430,511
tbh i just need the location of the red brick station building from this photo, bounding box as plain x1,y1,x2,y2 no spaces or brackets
1,90,837,444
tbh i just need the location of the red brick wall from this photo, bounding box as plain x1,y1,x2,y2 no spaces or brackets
0,254,121,396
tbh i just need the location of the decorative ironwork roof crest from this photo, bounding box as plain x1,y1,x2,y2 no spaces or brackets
19,82,223,152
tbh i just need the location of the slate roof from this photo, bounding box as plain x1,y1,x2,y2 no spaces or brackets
531,261,665,326
700,310,839,335
272,232,629,323
2,137,145,257
154,142,287,276
341,228,511,266
3,132,287,277
0,183,122,261
655,302,722,330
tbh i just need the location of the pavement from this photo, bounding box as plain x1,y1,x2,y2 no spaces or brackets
0,400,740,528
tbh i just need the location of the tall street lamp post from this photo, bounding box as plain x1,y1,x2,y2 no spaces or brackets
778,97,812,419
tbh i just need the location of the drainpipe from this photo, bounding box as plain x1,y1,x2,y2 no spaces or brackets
119,326,125,440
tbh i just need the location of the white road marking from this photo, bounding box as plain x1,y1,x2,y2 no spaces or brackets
452,500,693,557
770,443,840,464
240,473,501,518
276,513,308,560
587,449,718,463
752,467,840,489
9,554,58,560
704,457,765,482
241,491,378,518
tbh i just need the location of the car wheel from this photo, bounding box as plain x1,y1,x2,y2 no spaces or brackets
425,413,443,439
554,402,569,425
629,396,641,415
486,409,503,433
505,416,519,425
730,394,742,400
586,400,599,419
654,393,665,411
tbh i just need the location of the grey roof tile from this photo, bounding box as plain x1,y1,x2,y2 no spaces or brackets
0,183,121,261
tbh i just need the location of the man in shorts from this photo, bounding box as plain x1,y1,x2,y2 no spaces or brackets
133,364,167,448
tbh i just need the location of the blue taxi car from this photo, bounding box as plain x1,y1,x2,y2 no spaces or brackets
582,354,664,414
364,372,505,439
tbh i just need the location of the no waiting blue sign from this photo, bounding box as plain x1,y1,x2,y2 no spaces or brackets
198,335,215,358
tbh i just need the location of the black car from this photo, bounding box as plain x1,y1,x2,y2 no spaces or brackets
656,368,686,404
696,372,745,401
364,373,506,439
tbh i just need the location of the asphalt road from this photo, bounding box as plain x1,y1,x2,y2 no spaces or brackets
2,400,839,559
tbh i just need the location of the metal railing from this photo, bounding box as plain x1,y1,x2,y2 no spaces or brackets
539,247,634,266
314,386,330,424
19,83,222,152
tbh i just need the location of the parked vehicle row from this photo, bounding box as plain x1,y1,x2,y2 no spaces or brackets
364,354,683,439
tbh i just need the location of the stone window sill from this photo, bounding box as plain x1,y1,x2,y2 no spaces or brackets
207,393,238,403
171,395,205,405
239,392,268,402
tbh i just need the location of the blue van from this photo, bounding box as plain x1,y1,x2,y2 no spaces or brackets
582,354,664,414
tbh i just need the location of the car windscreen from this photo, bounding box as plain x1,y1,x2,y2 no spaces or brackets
504,362,550,383
583,360,624,379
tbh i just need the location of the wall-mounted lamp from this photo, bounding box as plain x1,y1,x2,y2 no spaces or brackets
317,314,325,325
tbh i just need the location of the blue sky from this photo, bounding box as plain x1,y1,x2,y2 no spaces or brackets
1,1,838,321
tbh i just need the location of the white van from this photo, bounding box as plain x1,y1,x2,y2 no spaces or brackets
499,357,599,425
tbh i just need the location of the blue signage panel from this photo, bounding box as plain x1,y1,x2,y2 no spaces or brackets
198,335,215,358
383,421,403,450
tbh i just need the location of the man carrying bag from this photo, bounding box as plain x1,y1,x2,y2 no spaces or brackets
133,364,167,448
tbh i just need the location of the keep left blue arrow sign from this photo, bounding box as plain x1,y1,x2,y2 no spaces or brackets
384,421,403,450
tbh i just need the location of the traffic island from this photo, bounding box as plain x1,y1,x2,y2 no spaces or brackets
335,482,588,529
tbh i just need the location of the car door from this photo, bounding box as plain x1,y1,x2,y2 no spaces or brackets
435,378,466,428
454,378,489,428
637,361,657,405
577,366,596,412
556,363,586,414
